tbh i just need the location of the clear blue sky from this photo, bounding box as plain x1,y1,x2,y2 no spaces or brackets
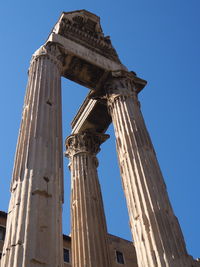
0,0,199,260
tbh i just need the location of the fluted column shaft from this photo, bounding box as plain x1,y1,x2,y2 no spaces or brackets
1,43,64,267
66,132,111,267
103,71,191,267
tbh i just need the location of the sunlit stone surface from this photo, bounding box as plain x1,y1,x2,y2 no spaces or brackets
1,9,199,267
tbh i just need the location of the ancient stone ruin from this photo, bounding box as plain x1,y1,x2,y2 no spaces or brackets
1,10,199,267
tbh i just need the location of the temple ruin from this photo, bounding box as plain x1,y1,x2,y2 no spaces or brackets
1,10,199,267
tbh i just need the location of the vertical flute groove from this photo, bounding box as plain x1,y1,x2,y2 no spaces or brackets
103,71,192,267
1,43,64,267
66,132,111,267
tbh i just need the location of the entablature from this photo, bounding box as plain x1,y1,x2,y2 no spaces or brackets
45,10,147,134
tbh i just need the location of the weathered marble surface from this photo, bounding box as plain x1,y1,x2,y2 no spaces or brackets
66,132,111,267
1,43,64,267
2,9,198,267
100,70,192,267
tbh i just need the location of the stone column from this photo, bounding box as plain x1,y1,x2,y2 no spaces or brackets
1,43,64,267
66,132,111,267
101,71,191,267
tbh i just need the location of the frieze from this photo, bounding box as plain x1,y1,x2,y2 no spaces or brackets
58,14,121,64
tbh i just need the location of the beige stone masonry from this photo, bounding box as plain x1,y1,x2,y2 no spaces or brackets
66,132,111,267
2,9,198,267
1,43,64,267
100,70,192,267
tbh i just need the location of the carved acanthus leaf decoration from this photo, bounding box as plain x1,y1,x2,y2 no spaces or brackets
65,131,109,157
89,70,146,107
31,42,65,71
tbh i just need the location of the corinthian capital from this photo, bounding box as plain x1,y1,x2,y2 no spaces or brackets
105,70,136,98
89,70,146,103
65,131,109,158
31,42,65,71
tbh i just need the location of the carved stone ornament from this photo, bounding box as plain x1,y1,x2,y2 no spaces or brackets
106,70,137,95
58,12,121,63
31,42,65,71
65,131,109,158
89,70,139,104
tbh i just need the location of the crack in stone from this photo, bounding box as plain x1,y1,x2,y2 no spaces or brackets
31,258,47,265
32,189,52,198
43,176,49,182
46,100,52,106
11,240,23,247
